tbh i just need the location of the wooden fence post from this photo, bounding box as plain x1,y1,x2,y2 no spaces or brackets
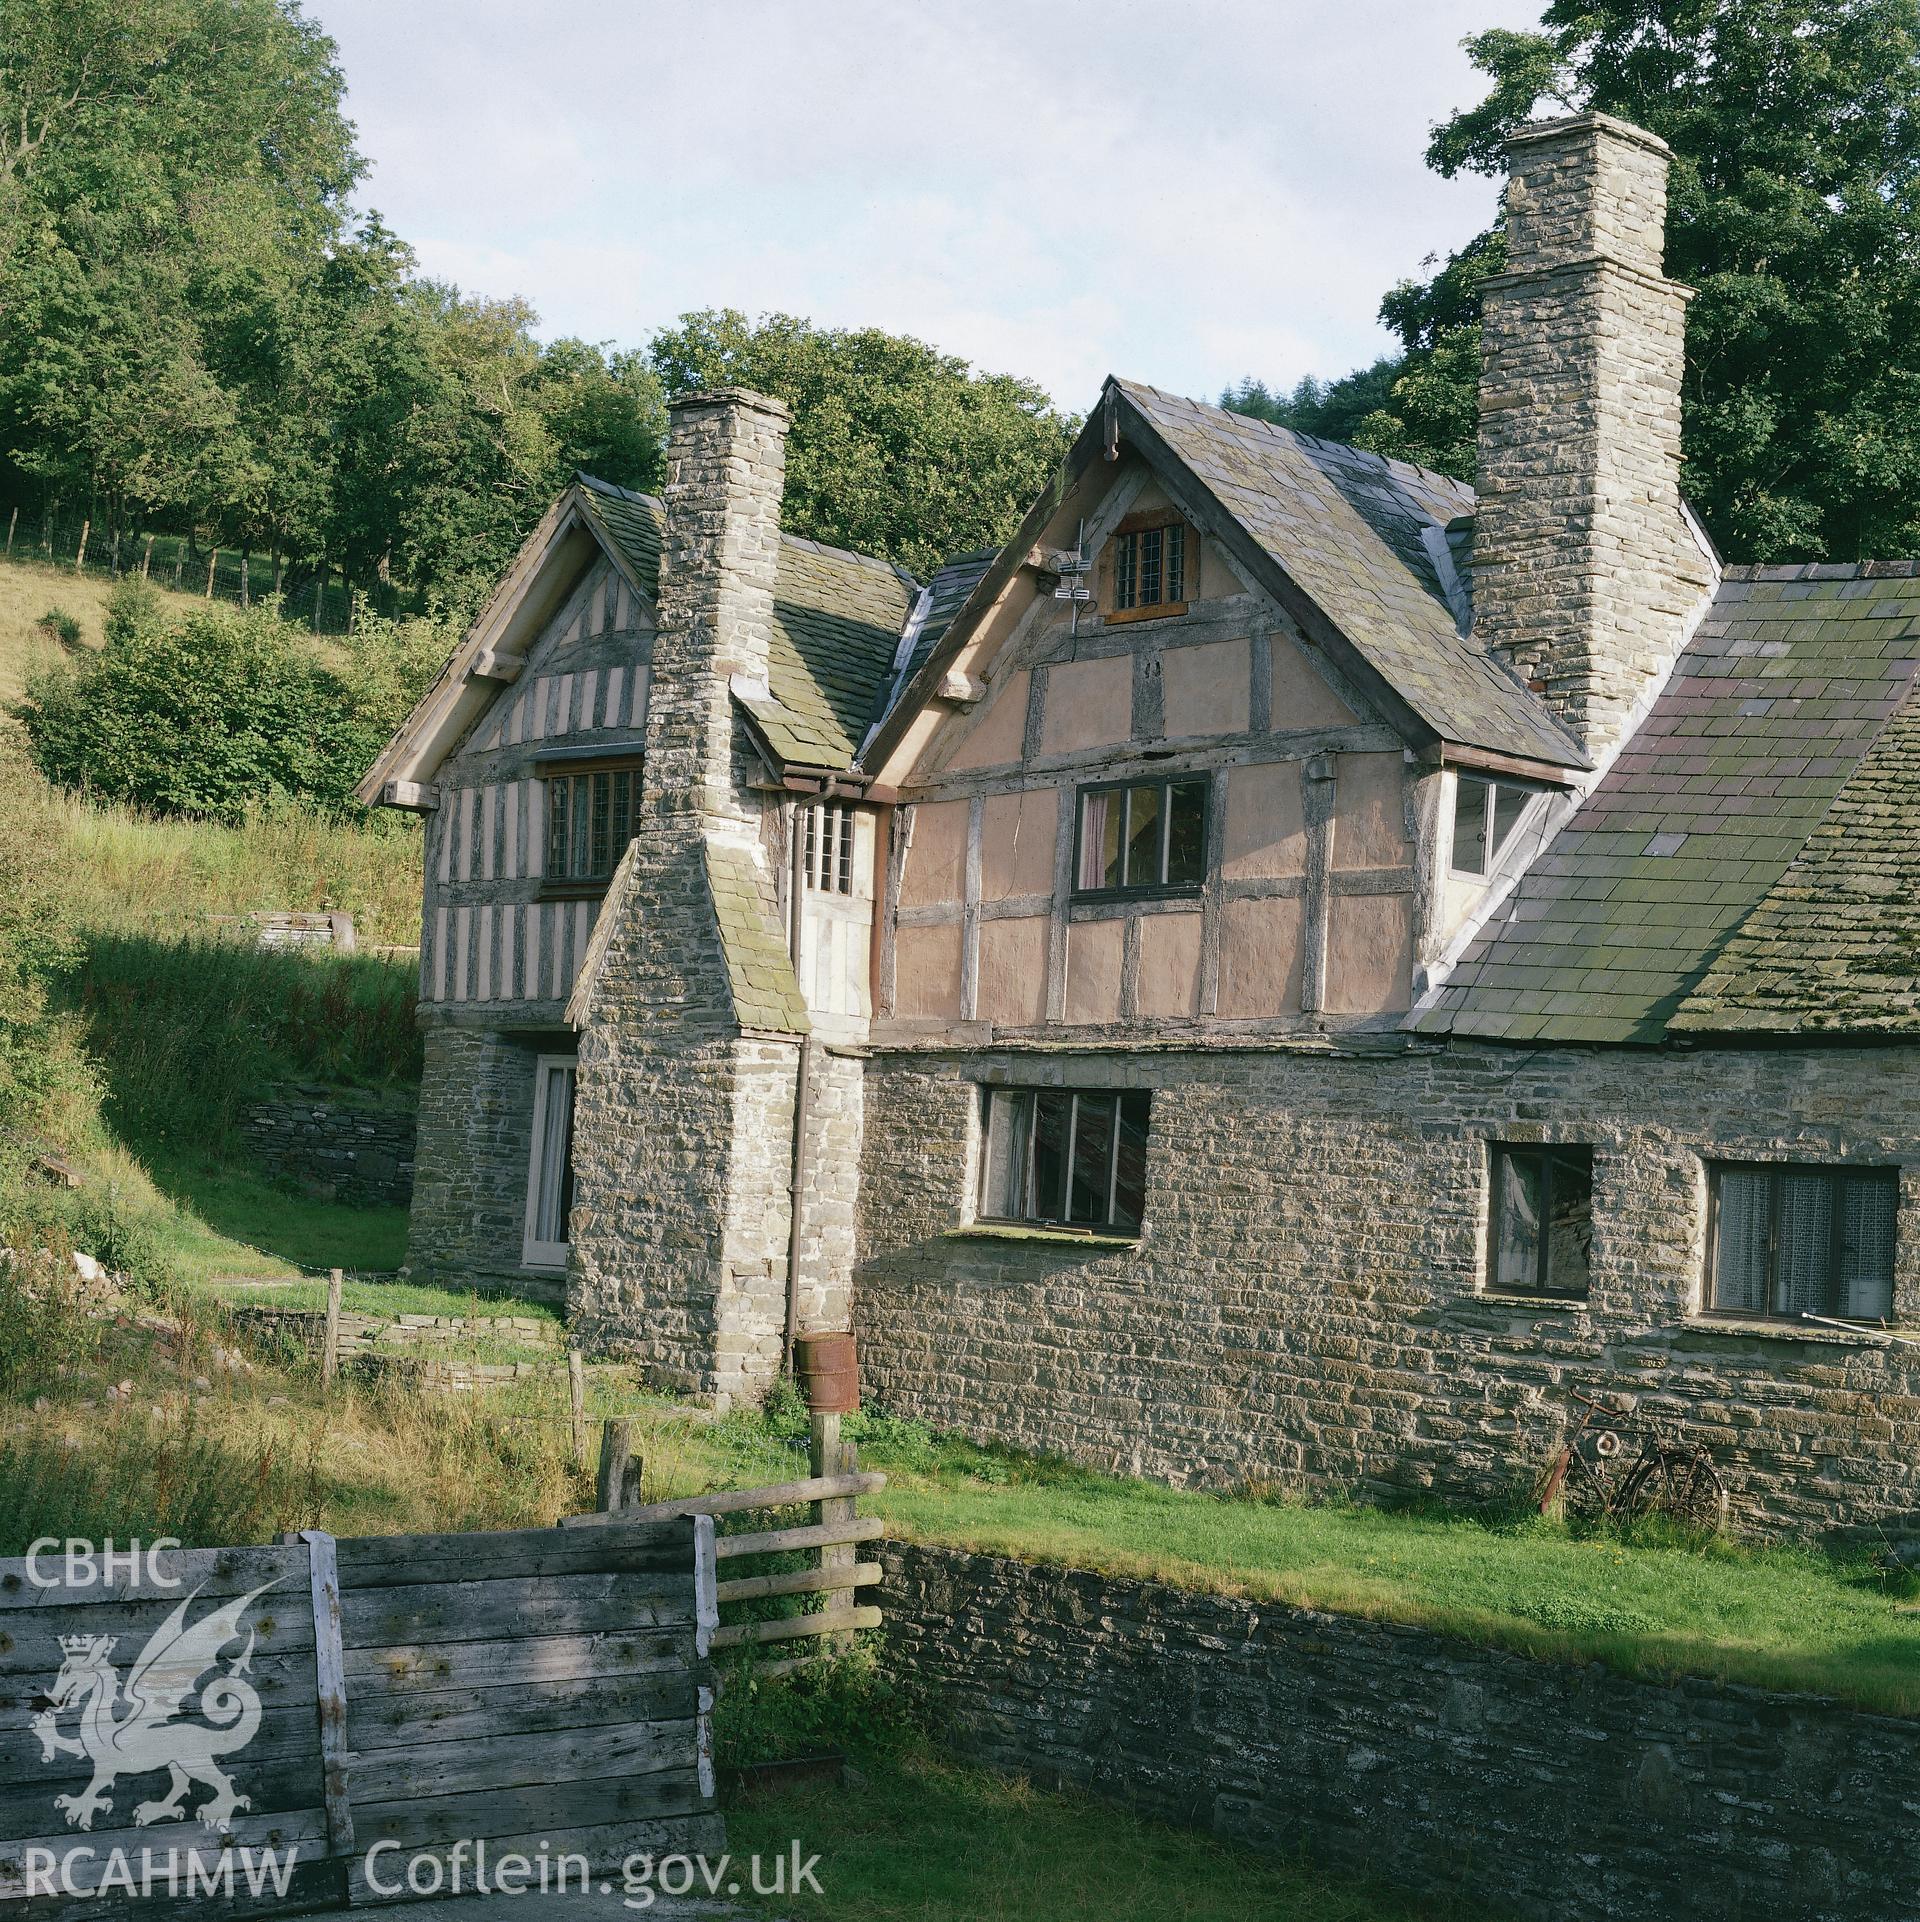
109,527,120,576
7,505,18,558
568,1349,588,1467
205,550,216,598
74,519,88,572
313,571,325,631
140,533,154,580
596,1419,643,1511
811,1412,858,1655
240,551,250,608
321,1267,343,1389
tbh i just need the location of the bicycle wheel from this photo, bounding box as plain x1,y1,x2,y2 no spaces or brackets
1620,1444,1727,1532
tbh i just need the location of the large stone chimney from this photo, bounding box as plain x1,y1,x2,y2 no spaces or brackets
1475,113,1712,761
645,387,791,837
569,386,812,1409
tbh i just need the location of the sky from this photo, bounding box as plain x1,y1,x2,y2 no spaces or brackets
310,0,1548,413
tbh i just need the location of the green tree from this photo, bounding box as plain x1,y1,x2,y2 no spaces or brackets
0,0,362,536
1219,358,1404,445
648,310,1076,578
15,584,447,820
1355,1,1920,562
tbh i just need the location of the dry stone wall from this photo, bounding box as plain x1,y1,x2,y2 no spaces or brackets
242,1091,415,1206
882,1540,1919,1922
855,1038,1920,1547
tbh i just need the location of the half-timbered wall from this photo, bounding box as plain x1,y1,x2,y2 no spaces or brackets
418,555,654,1016
881,468,1422,1038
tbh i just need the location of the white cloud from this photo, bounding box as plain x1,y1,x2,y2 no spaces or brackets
315,0,1547,409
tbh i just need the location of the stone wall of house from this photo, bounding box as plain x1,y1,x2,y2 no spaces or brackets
241,1091,415,1207
408,1024,571,1304
854,1038,1920,1546
881,1540,1916,1922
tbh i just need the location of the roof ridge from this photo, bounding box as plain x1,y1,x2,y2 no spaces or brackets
574,470,662,512
1111,376,1476,504
779,529,920,588
1722,559,1920,581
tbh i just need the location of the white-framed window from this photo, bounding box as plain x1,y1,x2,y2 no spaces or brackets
1450,773,1536,878
804,803,856,894
522,1054,577,1270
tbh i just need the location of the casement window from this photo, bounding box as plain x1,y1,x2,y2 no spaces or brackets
979,1087,1152,1235
1490,1144,1593,1297
523,1055,577,1269
544,763,640,889
1074,777,1208,897
1707,1163,1898,1322
803,803,856,895
1109,519,1189,622
1450,774,1535,878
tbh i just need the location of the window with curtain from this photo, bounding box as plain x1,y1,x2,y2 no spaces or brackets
1708,1163,1898,1321
1489,1145,1593,1297
978,1088,1152,1234
523,1055,577,1268
1074,778,1208,896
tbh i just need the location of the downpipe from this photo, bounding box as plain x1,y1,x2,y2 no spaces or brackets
784,800,813,1378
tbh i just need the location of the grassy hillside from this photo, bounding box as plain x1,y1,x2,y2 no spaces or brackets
0,556,428,1284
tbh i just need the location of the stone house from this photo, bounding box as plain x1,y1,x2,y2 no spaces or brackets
359,113,1920,1543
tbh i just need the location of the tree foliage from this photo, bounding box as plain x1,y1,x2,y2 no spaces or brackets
1218,359,1404,445
1357,0,1920,561
16,584,446,821
648,310,1077,578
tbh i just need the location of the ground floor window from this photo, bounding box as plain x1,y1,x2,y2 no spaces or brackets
1708,1162,1898,1322
978,1087,1151,1234
523,1054,577,1268
1489,1144,1593,1296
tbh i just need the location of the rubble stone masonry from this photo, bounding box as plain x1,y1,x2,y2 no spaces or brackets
882,1540,1919,1922
854,1038,1920,1546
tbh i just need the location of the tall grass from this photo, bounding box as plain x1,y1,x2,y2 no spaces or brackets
74,932,420,1156
55,793,422,949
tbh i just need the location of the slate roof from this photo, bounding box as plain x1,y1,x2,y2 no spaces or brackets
1413,564,1920,1044
1114,381,1583,769
703,842,810,1034
866,547,999,738
577,475,915,771
1670,680,1920,1035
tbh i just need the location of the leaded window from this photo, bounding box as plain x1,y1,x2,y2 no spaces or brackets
1111,521,1188,618
545,765,639,886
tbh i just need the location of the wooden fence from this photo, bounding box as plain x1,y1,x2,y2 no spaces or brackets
564,1411,885,1682
0,1517,718,1918
2,505,408,635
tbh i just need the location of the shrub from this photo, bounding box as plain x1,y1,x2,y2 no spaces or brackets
36,606,82,647
15,586,450,822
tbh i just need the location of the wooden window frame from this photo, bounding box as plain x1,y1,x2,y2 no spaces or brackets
976,1086,1152,1236
539,757,642,900
522,1053,578,1271
1106,512,1191,624
1704,1161,1899,1323
803,802,857,896
1072,775,1210,902
1487,1143,1594,1299
1449,772,1538,880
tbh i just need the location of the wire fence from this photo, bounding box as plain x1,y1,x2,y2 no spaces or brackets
1,501,413,635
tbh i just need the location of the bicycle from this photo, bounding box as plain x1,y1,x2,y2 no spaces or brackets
1536,1387,1727,1530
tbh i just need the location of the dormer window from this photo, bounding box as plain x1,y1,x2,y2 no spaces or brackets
1450,774,1534,879
1107,515,1190,623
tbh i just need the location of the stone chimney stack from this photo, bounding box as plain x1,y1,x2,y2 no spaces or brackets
646,387,791,833
1475,113,1711,761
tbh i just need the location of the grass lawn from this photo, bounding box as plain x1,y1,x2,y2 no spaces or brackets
143,1151,410,1276
726,1746,1430,1922
613,1400,1920,1718
210,1272,562,1321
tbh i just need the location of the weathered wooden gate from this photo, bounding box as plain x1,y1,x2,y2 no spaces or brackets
0,1516,719,1918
